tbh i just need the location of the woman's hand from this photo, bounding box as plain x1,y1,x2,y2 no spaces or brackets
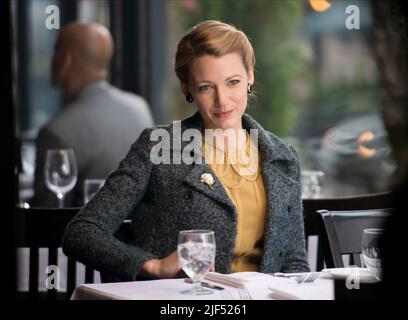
140,250,182,279
140,251,216,279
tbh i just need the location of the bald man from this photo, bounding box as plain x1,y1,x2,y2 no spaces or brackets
32,21,154,207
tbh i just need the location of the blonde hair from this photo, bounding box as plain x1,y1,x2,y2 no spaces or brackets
175,20,255,84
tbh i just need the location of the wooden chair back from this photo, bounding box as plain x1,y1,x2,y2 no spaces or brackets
15,207,88,300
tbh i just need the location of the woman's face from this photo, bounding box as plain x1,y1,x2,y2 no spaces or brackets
182,52,254,131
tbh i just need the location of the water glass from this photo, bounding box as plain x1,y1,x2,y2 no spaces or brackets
361,228,384,281
83,179,105,204
301,170,324,198
178,230,216,295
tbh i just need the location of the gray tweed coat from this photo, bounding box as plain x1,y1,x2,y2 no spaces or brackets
62,112,309,281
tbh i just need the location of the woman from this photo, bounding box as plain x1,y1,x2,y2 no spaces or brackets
62,20,309,281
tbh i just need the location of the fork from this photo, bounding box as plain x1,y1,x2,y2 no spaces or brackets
272,272,320,283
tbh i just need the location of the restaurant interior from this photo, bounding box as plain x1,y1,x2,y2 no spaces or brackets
2,0,407,304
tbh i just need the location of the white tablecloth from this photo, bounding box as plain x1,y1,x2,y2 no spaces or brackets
71,275,334,300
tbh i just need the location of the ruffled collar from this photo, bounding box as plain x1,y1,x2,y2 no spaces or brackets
202,130,261,187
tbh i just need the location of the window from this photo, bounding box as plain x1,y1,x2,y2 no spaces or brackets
13,0,109,202
14,0,62,139
165,0,395,196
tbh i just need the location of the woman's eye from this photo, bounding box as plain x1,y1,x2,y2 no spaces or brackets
228,79,240,86
199,85,212,92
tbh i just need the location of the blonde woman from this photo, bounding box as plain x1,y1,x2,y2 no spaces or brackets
63,20,309,281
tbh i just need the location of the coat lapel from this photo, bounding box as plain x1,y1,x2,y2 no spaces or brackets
170,112,236,213
241,114,298,263
182,162,236,213
241,113,296,211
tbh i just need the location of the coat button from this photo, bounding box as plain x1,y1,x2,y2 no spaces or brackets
184,191,194,200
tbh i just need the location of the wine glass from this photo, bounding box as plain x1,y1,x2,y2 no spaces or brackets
83,179,105,204
45,148,78,208
361,228,384,281
177,230,216,295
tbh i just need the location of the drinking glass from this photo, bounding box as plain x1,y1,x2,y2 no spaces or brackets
301,170,324,198
83,179,105,204
361,228,384,281
177,230,216,295
45,149,78,208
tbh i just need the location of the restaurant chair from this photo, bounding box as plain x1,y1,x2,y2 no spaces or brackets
317,208,392,268
15,207,88,300
302,191,393,270
15,207,133,300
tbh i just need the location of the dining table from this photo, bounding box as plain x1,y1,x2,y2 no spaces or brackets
71,272,336,300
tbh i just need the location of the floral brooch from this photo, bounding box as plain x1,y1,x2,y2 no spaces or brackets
200,173,214,189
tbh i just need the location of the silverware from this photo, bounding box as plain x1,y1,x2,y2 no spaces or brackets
293,272,320,283
272,272,320,283
184,278,225,290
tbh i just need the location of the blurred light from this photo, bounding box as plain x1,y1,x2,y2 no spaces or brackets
309,0,331,12
358,130,375,143
357,131,377,158
324,127,377,158
357,145,376,158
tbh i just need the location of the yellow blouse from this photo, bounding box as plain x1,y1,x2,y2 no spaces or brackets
202,131,267,272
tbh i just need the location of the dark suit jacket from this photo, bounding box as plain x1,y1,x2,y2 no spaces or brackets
62,112,309,280
32,80,154,207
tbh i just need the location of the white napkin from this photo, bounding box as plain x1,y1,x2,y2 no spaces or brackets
268,287,303,300
204,271,296,288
